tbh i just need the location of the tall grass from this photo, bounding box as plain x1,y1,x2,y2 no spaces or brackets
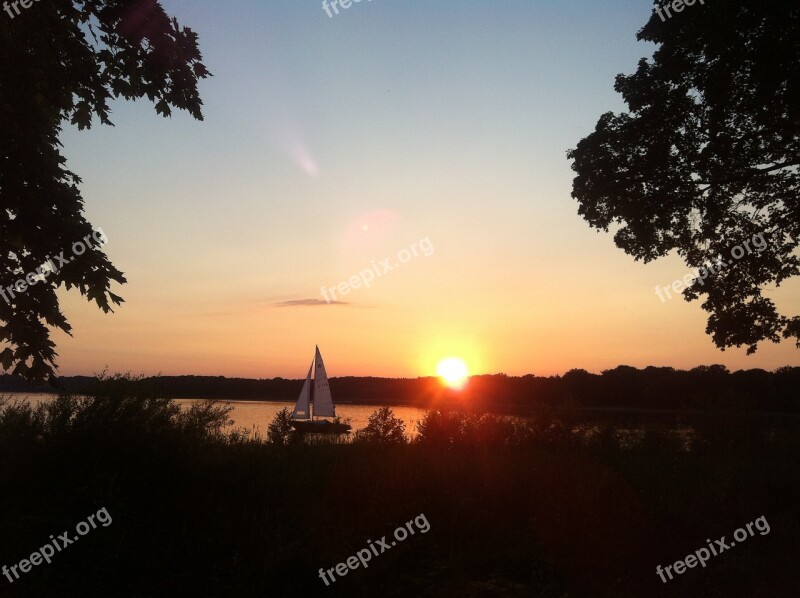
0,377,797,596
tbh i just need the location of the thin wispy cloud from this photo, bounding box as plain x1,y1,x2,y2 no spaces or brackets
271,299,349,307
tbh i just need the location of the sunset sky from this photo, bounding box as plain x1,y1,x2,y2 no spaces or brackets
53,0,799,379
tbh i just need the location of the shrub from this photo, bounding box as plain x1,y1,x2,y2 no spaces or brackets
266,408,298,446
353,407,407,444
415,410,469,446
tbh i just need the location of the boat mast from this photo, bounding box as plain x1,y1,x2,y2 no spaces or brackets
310,351,315,421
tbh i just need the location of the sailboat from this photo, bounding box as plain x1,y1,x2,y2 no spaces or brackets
289,346,352,434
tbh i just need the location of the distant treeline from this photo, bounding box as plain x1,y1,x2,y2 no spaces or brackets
2,365,798,413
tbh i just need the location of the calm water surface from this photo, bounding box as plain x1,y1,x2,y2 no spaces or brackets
4,392,720,448
3,393,428,438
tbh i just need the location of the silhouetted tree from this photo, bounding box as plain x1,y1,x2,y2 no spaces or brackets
353,407,407,444
416,410,467,447
568,0,799,354
267,408,297,446
1,0,210,381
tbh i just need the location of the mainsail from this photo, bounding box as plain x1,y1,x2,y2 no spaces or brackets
292,362,313,420
312,346,335,417
287,346,349,433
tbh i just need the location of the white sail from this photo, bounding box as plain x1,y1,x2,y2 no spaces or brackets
312,346,335,417
292,362,313,420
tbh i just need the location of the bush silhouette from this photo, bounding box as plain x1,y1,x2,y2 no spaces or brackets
353,407,407,444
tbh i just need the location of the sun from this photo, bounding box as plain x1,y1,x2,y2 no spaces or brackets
436,357,469,390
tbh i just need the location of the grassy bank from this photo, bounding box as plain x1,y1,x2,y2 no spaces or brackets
0,378,798,596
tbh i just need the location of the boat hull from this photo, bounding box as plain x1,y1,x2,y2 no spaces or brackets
289,420,352,434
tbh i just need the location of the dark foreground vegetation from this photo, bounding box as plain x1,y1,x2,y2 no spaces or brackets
1,377,798,597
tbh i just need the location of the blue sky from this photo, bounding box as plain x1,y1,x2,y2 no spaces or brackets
53,1,799,378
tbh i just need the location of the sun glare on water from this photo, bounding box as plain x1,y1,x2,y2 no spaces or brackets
436,358,469,390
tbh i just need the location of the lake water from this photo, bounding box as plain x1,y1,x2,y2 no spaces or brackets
8,392,774,449
184,399,429,438
1,393,428,438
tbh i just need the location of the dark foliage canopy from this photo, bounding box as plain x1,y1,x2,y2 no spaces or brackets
1,0,209,381
568,0,799,354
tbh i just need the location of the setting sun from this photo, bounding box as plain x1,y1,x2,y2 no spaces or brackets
436,358,469,389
